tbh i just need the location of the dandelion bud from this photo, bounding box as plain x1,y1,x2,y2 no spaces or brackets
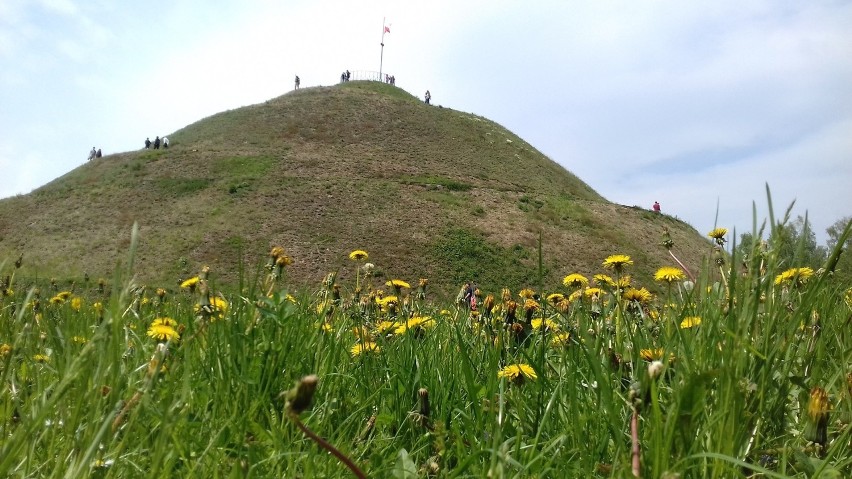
803,386,830,446
286,374,319,416
418,388,430,418
648,360,665,380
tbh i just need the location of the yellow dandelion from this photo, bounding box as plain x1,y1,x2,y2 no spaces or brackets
151,317,178,327
593,274,616,287
680,316,702,329
707,228,728,245
617,275,632,288
147,324,180,342
562,273,589,288
71,336,88,344
181,277,200,289
195,296,229,320
583,287,603,299
550,332,571,347
70,297,83,311
57,291,72,300
49,295,65,304
0,344,12,356
640,348,665,361
349,250,369,260
774,267,814,287
654,266,686,283
602,254,633,271
568,290,583,303
531,318,560,331
276,255,293,267
33,353,50,363
386,279,411,289
518,288,536,300
394,316,435,335
524,298,540,312
623,287,653,303
156,288,167,298
320,322,334,333
497,363,538,382
546,293,565,305
376,320,400,334
351,341,380,357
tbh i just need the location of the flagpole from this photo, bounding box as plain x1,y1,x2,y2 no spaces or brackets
379,17,386,81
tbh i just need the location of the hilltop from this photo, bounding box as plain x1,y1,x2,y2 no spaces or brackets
0,82,714,295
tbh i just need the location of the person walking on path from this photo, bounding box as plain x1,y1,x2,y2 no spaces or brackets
294,75,300,90
424,90,431,105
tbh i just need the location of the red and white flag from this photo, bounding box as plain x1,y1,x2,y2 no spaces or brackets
384,25,390,34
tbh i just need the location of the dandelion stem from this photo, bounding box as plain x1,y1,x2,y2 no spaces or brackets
631,407,641,477
667,250,696,283
291,415,367,479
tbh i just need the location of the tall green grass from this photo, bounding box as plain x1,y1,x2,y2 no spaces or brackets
1,210,850,478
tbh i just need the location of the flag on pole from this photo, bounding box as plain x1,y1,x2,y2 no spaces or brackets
384,25,390,34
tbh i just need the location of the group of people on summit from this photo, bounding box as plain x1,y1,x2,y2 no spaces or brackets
87,147,102,160
144,136,169,149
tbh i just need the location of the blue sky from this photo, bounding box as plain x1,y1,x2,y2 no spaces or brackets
1,0,850,244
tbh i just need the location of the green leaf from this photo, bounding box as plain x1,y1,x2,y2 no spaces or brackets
393,448,418,479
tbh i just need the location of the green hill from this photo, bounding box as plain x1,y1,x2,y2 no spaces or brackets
0,82,714,295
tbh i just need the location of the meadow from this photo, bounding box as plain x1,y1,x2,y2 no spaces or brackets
0,217,850,478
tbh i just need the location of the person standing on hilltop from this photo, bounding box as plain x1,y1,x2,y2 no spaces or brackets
96,148,102,158
424,90,431,105
154,136,161,149
145,137,151,149
295,75,300,90
88,147,96,161
163,136,170,148
653,201,661,213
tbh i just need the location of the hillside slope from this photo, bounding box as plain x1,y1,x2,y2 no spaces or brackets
0,82,714,295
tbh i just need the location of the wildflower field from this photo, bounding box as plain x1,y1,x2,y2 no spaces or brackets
1,221,850,478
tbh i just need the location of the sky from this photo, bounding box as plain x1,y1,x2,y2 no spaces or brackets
2,0,851,245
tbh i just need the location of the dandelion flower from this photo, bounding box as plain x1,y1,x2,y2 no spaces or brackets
707,228,728,245
351,341,380,357
151,317,178,327
147,324,180,342
376,320,400,333
583,287,603,299
0,344,12,356
546,293,565,305
654,266,685,283
386,279,411,290
680,316,702,329
550,332,571,347
57,291,72,300
531,318,559,331
602,254,633,271
71,336,88,344
349,250,369,260
640,348,664,361
518,288,536,300
562,273,588,288
622,287,653,303
394,316,435,335
593,274,615,287
774,267,814,287
497,363,537,382
196,296,229,320
804,386,830,445
33,353,50,363
181,277,200,289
